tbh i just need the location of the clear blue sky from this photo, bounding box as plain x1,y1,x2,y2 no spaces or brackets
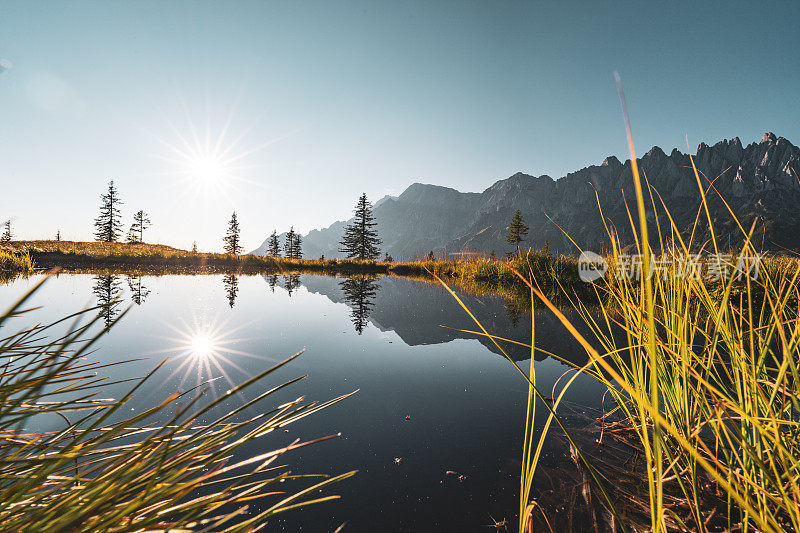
1,0,798,251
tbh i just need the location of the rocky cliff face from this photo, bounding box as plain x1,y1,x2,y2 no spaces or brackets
252,133,800,259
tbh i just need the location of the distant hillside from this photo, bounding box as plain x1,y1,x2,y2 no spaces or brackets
252,133,800,259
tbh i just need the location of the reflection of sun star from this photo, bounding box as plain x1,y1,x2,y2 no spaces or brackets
190,333,215,357
155,312,280,401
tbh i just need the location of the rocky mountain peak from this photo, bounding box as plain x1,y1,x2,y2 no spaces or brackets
252,133,800,259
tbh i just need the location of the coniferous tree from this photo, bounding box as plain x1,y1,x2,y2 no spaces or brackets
284,227,296,258
292,232,303,259
339,193,381,260
56,230,61,242
191,241,198,252
506,210,529,255
267,230,281,257
223,212,242,254
427,251,435,261
0,220,12,243
383,252,393,262
94,181,123,243
127,210,151,243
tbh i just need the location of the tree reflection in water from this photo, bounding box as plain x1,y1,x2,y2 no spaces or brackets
266,274,278,293
126,275,151,305
222,274,239,308
339,275,380,334
283,274,301,296
92,274,123,328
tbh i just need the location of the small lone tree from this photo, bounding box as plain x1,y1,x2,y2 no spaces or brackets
56,230,61,242
127,210,151,243
427,251,435,261
223,212,242,254
383,252,393,262
339,193,381,260
284,227,296,258
94,180,123,242
1,220,12,243
191,240,198,252
267,230,281,257
506,210,529,255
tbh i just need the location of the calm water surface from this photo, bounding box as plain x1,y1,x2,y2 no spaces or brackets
0,273,606,531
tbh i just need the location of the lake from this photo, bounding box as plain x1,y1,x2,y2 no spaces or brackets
0,272,606,531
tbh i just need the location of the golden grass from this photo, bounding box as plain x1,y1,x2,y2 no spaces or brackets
0,248,34,275
435,86,800,531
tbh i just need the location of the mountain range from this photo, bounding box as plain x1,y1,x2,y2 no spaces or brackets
252,133,800,259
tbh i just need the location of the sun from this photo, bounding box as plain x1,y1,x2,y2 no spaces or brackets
187,153,226,185
149,108,275,202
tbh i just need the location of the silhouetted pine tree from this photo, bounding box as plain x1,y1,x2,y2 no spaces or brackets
292,233,303,258
191,241,198,252
223,212,242,254
127,210,151,243
267,230,281,257
339,193,381,260
383,252,393,262
94,181,123,243
0,220,12,243
506,210,529,254
284,227,296,258
56,230,61,242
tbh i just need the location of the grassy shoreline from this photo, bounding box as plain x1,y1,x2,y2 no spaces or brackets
5,240,582,293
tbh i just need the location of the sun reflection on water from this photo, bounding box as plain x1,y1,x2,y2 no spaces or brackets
157,312,275,400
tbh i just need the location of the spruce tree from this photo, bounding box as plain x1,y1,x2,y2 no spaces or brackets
94,181,123,243
56,230,61,242
0,220,12,243
284,227,296,258
506,210,529,254
339,193,381,260
223,212,241,254
191,241,198,252
128,210,151,243
292,232,303,259
267,230,281,257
